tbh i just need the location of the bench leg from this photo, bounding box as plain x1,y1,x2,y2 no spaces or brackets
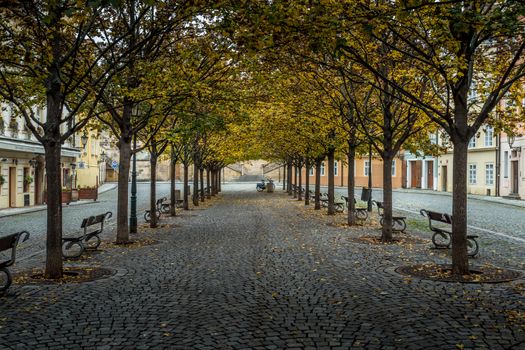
85,234,101,250
393,219,406,232
432,232,451,248
0,267,12,292
62,240,85,259
467,237,479,257
355,210,368,220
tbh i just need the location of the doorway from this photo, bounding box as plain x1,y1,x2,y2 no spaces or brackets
511,161,519,194
9,167,17,207
427,161,434,189
410,161,422,188
34,164,41,204
441,166,447,192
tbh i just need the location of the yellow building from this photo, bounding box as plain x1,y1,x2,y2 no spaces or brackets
0,106,80,208
437,126,497,196
75,130,107,189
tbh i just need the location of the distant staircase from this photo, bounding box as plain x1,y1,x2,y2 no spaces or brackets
262,162,283,175
235,175,262,182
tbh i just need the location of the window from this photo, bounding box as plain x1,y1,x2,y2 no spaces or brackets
391,160,396,176
334,161,338,176
468,136,476,148
309,167,314,176
429,132,438,145
320,162,325,176
469,164,477,184
364,160,370,176
484,126,493,147
485,163,494,185
504,151,509,178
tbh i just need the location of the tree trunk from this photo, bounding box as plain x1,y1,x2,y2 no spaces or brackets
211,170,216,196
170,156,176,217
298,161,303,201
116,137,132,244
206,169,211,199
44,143,63,279
149,151,158,228
193,163,199,206
305,159,310,206
347,147,356,226
314,158,321,210
199,168,205,202
218,168,222,192
43,18,64,279
183,163,189,210
293,165,298,198
451,137,470,275
381,155,394,242
282,164,286,191
327,149,335,215
287,161,293,195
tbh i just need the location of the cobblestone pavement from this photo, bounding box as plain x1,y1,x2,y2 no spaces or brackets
0,182,173,262
0,183,524,349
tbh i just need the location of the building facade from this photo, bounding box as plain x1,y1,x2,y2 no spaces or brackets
0,106,80,209
499,133,524,199
298,156,404,189
437,126,498,196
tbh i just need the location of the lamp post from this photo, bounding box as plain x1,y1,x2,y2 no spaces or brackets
130,133,137,234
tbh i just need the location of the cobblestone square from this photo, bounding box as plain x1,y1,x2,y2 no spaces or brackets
0,184,524,349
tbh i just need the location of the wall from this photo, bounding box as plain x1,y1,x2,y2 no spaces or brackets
499,134,525,198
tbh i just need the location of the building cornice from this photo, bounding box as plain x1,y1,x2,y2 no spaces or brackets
0,136,80,158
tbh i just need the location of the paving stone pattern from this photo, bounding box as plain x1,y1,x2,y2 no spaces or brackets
0,184,524,349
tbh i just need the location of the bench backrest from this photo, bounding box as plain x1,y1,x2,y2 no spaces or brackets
81,211,112,231
373,200,384,216
420,209,452,225
0,231,30,267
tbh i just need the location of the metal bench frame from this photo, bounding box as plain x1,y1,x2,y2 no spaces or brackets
0,231,30,292
341,196,368,220
62,212,112,259
144,197,169,222
374,200,407,232
420,209,479,257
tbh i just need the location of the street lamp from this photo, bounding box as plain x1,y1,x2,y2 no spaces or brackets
130,107,138,234
81,131,89,149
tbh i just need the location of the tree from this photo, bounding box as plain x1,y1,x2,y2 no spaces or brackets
0,1,140,278
334,0,525,273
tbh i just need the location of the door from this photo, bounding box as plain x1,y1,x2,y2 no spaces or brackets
441,166,447,192
427,161,434,189
9,167,16,207
410,161,418,188
512,161,519,194
410,161,422,188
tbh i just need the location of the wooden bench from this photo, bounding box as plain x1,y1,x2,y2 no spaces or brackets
420,209,479,257
62,212,112,259
341,196,368,220
0,231,30,292
144,197,169,222
373,201,406,232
